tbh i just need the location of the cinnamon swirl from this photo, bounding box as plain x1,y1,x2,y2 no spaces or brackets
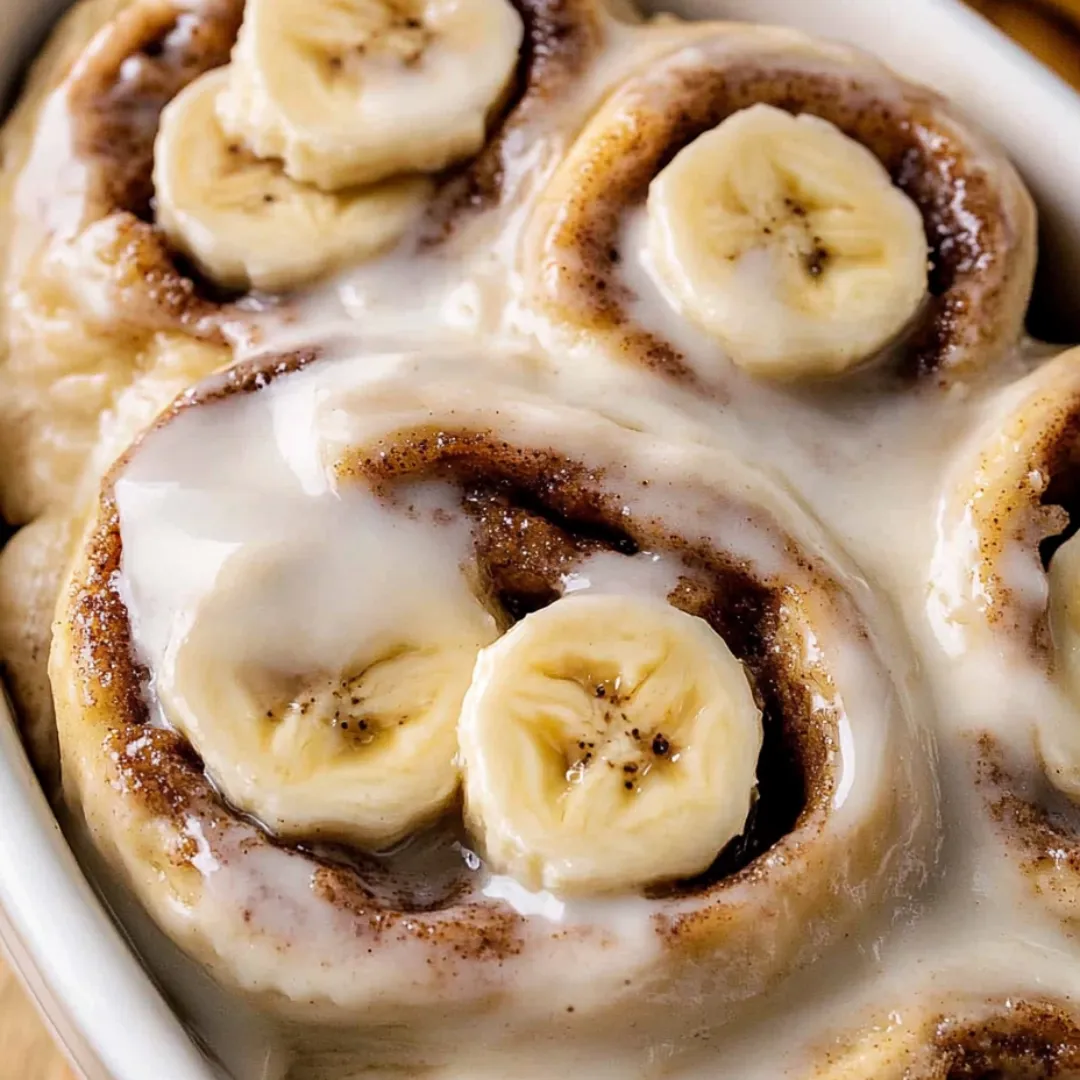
5,2,1080,1077
51,348,930,1044
525,24,1036,387
814,999,1080,1080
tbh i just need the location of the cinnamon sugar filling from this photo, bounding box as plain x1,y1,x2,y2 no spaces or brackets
549,62,1021,381
71,0,242,222
60,0,602,292
423,0,603,235
68,354,847,917
64,0,244,330
935,1004,1080,1080
975,734,1080,924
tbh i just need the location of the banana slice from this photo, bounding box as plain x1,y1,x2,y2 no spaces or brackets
458,594,763,895
153,68,431,292
157,544,498,849
647,103,929,379
217,0,525,191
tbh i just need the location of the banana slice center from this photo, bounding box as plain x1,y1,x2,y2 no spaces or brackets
297,0,433,77
549,667,684,795
647,103,929,380
459,593,763,895
264,647,436,759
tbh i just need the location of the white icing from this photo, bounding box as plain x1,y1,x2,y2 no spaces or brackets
559,550,685,599
108,339,929,1077
33,8,1080,1080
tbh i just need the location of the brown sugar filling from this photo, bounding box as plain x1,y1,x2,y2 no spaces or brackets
58,0,247,331
422,0,602,237
933,1003,1080,1079
74,354,838,916
343,427,835,898
70,0,243,223
551,61,1017,381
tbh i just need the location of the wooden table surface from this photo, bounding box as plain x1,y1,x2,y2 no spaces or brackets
0,968,76,1080
1,1,1079,1078
967,0,1080,83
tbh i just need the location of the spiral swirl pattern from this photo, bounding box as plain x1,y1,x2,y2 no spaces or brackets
7,1,1080,1077
51,348,931,1036
525,24,1036,388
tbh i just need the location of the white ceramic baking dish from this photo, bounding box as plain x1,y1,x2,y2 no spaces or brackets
2,1,1080,1077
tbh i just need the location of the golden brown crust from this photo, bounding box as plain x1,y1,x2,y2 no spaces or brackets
0,514,74,784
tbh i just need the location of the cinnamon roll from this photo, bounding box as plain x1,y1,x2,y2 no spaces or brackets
51,348,929,1041
524,24,1036,387
8,2,1080,1075
929,345,1080,924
